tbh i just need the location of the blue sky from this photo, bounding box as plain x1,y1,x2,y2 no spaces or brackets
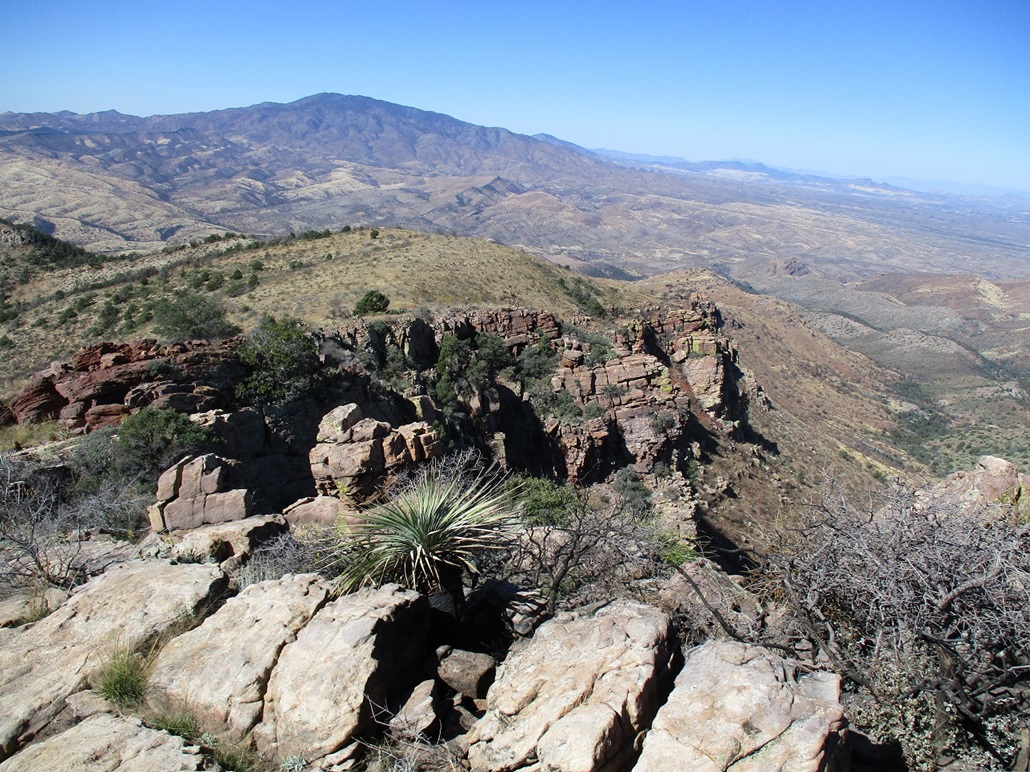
3,0,1028,191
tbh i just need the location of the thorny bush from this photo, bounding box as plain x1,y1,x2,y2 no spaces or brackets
771,484,1030,770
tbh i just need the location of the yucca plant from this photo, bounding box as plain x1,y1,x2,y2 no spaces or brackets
334,458,520,609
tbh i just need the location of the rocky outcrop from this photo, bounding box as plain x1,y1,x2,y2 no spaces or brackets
923,454,1028,512
466,599,675,772
5,339,243,429
164,514,288,570
0,560,227,760
0,713,206,771
147,573,330,743
438,308,562,351
634,640,846,772
8,375,65,424
148,454,253,532
254,584,429,764
308,404,443,501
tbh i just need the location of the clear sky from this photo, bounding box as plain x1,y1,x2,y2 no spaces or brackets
2,0,1028,192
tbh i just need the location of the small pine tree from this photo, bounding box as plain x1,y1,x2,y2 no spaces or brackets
353,290,390,316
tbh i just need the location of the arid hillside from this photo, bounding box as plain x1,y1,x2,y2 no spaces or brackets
747,265,1030,473
3,94,1028,283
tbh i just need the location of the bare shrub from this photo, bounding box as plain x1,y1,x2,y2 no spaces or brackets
505,490,668,615
231,531,332,589
771,484,1030,769
0,456,149,595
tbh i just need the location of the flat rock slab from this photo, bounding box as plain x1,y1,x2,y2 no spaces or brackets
0,560,227,761
148,573,330,742
467,599,675,772
254,583,429,763
0,713,205,771
633,640,846,772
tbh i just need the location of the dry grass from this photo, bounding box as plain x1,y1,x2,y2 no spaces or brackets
0,227,629,387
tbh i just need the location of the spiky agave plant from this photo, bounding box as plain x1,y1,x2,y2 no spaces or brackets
334,459,520,609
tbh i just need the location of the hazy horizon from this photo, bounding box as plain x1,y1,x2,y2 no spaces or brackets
3,0,1028,192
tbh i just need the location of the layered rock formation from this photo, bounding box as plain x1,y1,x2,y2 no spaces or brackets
5,339,243,431
308,403,443,501
148,453,253,532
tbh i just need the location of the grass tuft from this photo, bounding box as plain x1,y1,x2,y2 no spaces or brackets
92,646,152,708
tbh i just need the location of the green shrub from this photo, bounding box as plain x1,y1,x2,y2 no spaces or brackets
650,411,676,434
516,340,558,384
235,316,322,405
514,476,578,526
353,289,390,316
68,408,216,488
612,467,652,517
152,295,239,341
554,390,583,423
657,534,697,567
151,710,200,739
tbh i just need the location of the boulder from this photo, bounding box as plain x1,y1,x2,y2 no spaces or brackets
437,649,496,700
166,514,288,569
8,376,66,424
149,454,252,532
466,599,675,772
634,640,847,772
925,455,1028,512
0,560,227,760
658,558,763,640
316,403,365,443
283,496,359,528
0,713,205,771
254,584,430,763
308,407,443,501
389,679,439,741
147,573,330,743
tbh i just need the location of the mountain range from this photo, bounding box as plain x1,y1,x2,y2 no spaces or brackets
3,93,1029,282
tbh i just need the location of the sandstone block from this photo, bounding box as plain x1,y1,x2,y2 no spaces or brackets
0,714,205,771
634,640,846,772
316,403,365,443
254,584,429,763
466,599,674,772
148,573,329,742
0,560,227,760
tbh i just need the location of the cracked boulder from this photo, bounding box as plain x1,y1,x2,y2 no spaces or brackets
634,640,847,772
147,573,330,743
0,560,227,761
466,599,675,772
148,454,253,532
308,404,443,501
254,583,430,764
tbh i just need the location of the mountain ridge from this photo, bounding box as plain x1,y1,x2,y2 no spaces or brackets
3,93,1028,283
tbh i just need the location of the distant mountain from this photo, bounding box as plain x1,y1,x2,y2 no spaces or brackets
1,93,1029,280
